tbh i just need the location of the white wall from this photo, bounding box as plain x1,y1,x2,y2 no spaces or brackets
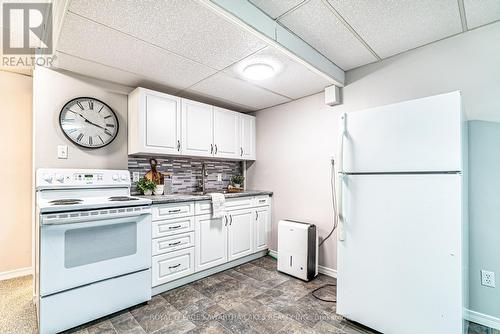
0,71,32,274
248,21,500,281
33,66,131,169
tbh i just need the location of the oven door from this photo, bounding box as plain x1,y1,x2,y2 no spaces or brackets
40,209,151,296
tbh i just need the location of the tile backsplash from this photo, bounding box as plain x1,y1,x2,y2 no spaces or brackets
128,156,242,194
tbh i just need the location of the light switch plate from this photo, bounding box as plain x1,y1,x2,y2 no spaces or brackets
217,173,222,182
57,145,68,159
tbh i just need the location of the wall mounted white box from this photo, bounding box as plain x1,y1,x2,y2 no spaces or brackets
325,85,341,106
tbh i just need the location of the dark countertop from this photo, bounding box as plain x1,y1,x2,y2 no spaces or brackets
136,190,273,205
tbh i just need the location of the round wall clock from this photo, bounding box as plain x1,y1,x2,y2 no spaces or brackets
59,97,119,149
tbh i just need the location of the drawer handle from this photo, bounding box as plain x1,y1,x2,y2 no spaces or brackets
168,241,182,246
259,199,266,203
168,209,181,213
169,264,181,269
169,225,182,229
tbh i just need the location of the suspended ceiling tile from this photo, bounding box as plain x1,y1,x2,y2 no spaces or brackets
68,0,267,70
464,0,500,29
187,72,291,110
279,0,377,70
328,0,463,59
225,47,331,99
249,0,306,19
53,51,143,89
57,13,216,92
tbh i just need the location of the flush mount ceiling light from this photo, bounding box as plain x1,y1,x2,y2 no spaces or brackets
242,63,275,80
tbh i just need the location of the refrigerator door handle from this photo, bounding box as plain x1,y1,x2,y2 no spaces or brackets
338,113,347,241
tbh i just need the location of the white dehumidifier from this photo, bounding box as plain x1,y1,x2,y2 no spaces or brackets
277,220,318,281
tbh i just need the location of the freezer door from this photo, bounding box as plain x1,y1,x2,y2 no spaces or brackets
342,91,463,173
337,174,463,334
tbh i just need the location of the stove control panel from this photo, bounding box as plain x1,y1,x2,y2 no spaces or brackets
36,169,131,188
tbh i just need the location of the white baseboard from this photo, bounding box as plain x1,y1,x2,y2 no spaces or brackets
318,265,337,278
0,267,32,281
465,309,500,330
267,250,337,278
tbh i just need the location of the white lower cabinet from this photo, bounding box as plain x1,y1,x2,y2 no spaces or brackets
151,196,271,287
152,248,194,287
255,206,270,252
228,209,254,261
195,215,228,272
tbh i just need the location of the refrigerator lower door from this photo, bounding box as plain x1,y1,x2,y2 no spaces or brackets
337,174,463,334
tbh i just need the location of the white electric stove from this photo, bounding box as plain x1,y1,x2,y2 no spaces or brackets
35,168,152,334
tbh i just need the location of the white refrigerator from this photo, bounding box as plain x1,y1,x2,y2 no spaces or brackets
336,91,467,334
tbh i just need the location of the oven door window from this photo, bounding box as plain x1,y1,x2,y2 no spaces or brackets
64,222,137,268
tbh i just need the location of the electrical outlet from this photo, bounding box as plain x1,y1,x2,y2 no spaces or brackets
57,145,68,159
481,270,496,288
132,172,140,182
217,173,222,182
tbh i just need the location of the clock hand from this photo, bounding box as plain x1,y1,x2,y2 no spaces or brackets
68,110,112,135
84,119,113,135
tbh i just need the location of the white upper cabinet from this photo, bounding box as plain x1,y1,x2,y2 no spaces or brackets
213,107,240,159
128,88,181,155
128,87,256,160
240,114,256,160
181,99,214,157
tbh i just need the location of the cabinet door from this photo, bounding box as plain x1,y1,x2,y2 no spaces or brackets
254,206,269,252
239,114,256,160
213,107,239,159
228,209,254,261
181,99,214,157
145,93,181,154
128,88,181,155
195,214,227,272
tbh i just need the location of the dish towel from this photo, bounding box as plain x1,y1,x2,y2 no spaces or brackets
210,193,226,219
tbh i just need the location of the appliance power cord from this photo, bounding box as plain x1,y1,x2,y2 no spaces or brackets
312,158,338,303
319,158,338,247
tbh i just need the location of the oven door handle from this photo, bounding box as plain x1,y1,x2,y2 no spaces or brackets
41,210,151,228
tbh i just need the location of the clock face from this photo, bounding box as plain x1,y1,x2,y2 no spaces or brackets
59,97,119,149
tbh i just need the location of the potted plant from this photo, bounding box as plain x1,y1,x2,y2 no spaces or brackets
136,177,156,196
231,175,245,188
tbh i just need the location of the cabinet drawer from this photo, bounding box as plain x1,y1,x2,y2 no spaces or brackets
152,248,194,287
254,196,270,206
152,216,194,238
195,197,253,215
152,202,194,220
152,232,194,256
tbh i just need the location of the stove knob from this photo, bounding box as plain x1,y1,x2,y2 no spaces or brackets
112,174,119,181
43,174,53,183
55,174,64,183
120,174,128,181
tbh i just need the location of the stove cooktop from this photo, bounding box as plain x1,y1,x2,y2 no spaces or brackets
38,195,151,214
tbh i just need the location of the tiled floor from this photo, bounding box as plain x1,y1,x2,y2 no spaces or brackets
0,256,497,334
66,256,374,334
